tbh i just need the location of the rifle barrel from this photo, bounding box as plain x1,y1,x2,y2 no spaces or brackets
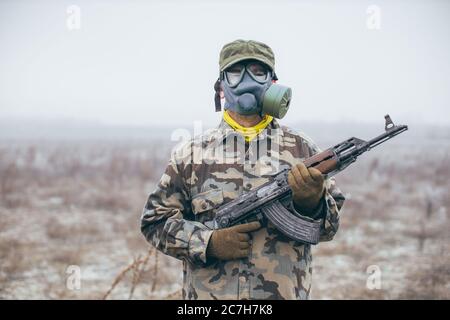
367,125,408,149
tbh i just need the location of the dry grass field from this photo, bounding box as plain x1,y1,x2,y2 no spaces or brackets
0,126,449,299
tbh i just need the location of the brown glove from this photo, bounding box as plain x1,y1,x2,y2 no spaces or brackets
288,162,325,214
206,221,261,261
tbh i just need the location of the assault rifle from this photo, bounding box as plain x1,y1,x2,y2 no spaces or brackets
204,115,408,244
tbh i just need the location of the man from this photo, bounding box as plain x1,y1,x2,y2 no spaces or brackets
141,39,345,300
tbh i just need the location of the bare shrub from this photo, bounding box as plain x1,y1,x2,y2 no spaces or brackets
0,239,26,275
45,218,100,244
103,248,154,300
50,247,84,266
88,190,133,213
399,256,450,299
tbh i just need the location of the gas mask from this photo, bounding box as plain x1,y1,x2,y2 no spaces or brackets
218,61,292,119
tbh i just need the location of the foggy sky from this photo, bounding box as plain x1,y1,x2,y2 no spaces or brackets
0,0,449,128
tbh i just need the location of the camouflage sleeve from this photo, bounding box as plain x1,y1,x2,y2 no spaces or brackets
318,177,345,241
297,133,346,242
140,148,213,266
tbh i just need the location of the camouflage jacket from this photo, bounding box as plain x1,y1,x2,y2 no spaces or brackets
141,119,345,300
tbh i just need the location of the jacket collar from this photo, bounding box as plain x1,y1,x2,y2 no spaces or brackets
214,117,284,144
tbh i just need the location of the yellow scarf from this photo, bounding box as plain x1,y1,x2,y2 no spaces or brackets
223,110,273,142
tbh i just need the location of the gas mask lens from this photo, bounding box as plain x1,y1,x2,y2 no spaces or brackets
225,64,244,87
225,61,269,87
247,63,269,82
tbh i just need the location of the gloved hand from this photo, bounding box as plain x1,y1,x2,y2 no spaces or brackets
288,162,325,214
206,221,261,261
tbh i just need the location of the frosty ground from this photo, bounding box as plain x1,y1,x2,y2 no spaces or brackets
0,125,449,299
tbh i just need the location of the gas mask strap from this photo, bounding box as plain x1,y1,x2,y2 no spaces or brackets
214,77,222,112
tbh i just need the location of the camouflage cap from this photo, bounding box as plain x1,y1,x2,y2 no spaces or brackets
219,39,275,72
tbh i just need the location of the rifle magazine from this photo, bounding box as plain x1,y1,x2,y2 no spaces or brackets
261,200,321,245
